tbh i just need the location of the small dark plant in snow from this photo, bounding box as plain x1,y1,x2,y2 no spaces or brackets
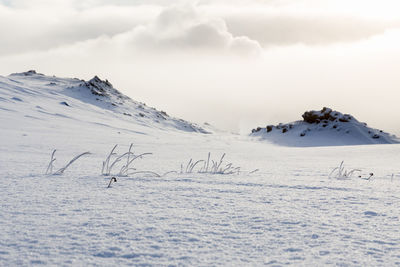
101,144,154,176
107,177,117,188
358,173,374,181
45,149,91,175
329,161,361,179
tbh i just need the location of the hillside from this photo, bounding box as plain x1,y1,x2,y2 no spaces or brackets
0,70,208,136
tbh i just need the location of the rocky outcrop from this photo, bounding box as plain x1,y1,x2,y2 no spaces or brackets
80,76,129,100
302,107,352,124
250,107,399,146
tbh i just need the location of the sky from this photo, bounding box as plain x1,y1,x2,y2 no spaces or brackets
1,0,400,135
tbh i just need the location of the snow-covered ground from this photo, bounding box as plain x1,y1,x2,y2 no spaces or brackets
1,72,400,266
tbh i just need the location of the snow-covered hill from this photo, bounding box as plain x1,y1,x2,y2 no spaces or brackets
251,107,400,147
0,70,208,134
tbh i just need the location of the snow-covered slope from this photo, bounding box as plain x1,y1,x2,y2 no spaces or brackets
251,107,400,147
1,74,400,266
0,70,208,134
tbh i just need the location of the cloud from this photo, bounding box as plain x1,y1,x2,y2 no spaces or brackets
114,5,262,55
0,3,160,56
222,11,395,46
0,2,261,56
1,0,398,57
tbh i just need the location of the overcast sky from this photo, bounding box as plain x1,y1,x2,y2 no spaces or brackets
1,0,400,135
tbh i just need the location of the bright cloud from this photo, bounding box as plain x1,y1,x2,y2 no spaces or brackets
113,5,262,55
1,0,398,56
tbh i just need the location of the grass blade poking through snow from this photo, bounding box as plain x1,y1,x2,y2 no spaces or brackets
53,152,91,175
102,145,118,175
120,152,153,176
128,171,161,177
177,153,256,175
101,144,154,177
329,161,361,179
45,149,57,175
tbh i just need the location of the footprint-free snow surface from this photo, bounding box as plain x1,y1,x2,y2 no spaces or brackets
1,72,400,266
251,107,400,147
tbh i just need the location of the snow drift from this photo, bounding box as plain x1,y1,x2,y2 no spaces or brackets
251,107,400,147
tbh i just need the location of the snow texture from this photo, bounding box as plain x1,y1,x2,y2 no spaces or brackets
251,107,400,147
0,72,400,266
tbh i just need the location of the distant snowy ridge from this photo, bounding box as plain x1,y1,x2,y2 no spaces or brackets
2,70,208,134
251,107,400,147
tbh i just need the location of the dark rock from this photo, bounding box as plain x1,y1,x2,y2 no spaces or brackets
266,125,273,132
302,107,354,124
80,76,128,101
302,107,335,124
10,70,44,76
24,70,38,75
282,128,288,133
60,101,70,107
